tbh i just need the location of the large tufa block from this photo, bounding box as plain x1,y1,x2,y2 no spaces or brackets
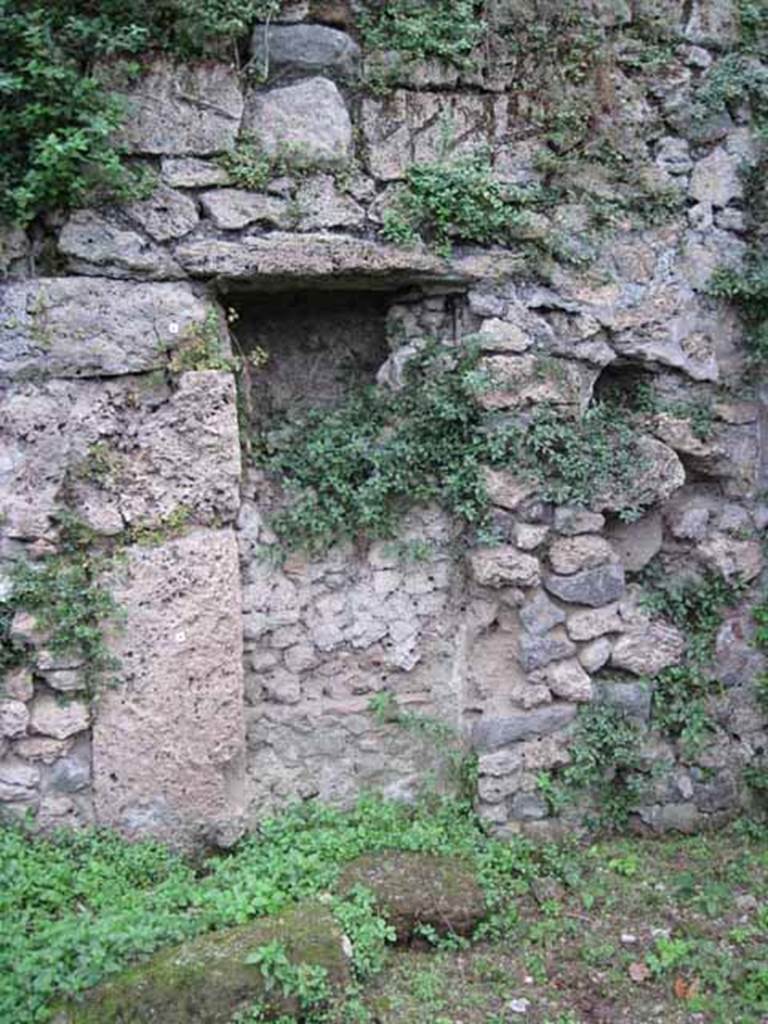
108,59,243,155
0,277,208,379
242,78,352,166
92,528,247,851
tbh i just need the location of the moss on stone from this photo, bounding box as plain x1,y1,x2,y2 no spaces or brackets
52,901,349,1024
338,851,486,943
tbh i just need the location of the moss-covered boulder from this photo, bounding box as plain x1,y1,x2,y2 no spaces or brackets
52,901,349,1024
338,852,486,943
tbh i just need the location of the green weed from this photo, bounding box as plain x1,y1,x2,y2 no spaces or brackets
381,152,551,255
0,1,279,225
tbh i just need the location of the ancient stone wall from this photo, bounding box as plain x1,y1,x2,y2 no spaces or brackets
1,0,766,847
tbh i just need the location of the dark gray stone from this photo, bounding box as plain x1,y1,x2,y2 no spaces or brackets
553,507,605,535
250,24,360,79
519,589,566,636
692,771,739,813
543,563,625,608
597,681,652,724
519,632,576,671
510,792,549,821
472,705,577,751
49,755,90,794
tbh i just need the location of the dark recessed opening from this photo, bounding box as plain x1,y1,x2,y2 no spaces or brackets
227,290,391,428
593,361,655,409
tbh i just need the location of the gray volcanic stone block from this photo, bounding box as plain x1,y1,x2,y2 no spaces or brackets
519,631,576,671
520,590,566,636
250,24,360,78
112,59,243,155
59,210,184,280
472,705,577,751
0,277,208,379
174,231,455,286
597,681,653,723
543,563,626,608
242,78,352,165
93,529,246,851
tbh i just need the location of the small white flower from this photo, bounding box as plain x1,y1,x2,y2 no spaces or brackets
168,322,179,335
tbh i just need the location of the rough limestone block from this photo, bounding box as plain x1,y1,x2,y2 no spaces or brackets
242,78,352,166
250,24,360,79
530,659,592,702
0,700,29,738
553,507,605,535
125,184,200,242
578,637,612,673
697,533,763,582
548,535,615,575
112,59,244,155
29,696,89,740
469,546,540,588
362,91,492,180
0,277,208,379
174,231,455,286
294,175,365,230
691,146,743,209
566,603,624,642
475,318,533,352
200,189,292,231
93,528,246,850
1,371,241,540
59,210,184,280
161,157,231,188
592,437,685,513
478,355,598,412
611,623,686,676
0,758,39,801
606,511,662,573
472,704,577,751
481,468,537,511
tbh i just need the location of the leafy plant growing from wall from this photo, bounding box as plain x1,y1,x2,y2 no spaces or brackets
0,0,279,225
255,340,656,555
357,0,484,68
2,512,120,695
381,153,554,255
641,571,746,758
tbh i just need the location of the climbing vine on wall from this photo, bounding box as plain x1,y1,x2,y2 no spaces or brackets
255,341,653,555
0,0,279,225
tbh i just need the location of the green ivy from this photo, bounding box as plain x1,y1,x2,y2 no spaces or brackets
0,0,279,225
558,702,646,829
357,0,484,67
255,341,651,555
710,260,768,365
381,153,553,255
0,793,582,1024
2,512,120,694
641,572,746,758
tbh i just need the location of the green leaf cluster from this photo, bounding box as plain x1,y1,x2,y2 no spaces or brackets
558,703,646,828
641,572,746,757
3,513,120,694
0,794,582,1023
381,153,551,254
255,341,652,555
710,260,768,365
357,0,484,67
0,0,278,225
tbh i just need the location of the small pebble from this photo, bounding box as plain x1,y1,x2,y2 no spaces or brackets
508,997,531,1014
